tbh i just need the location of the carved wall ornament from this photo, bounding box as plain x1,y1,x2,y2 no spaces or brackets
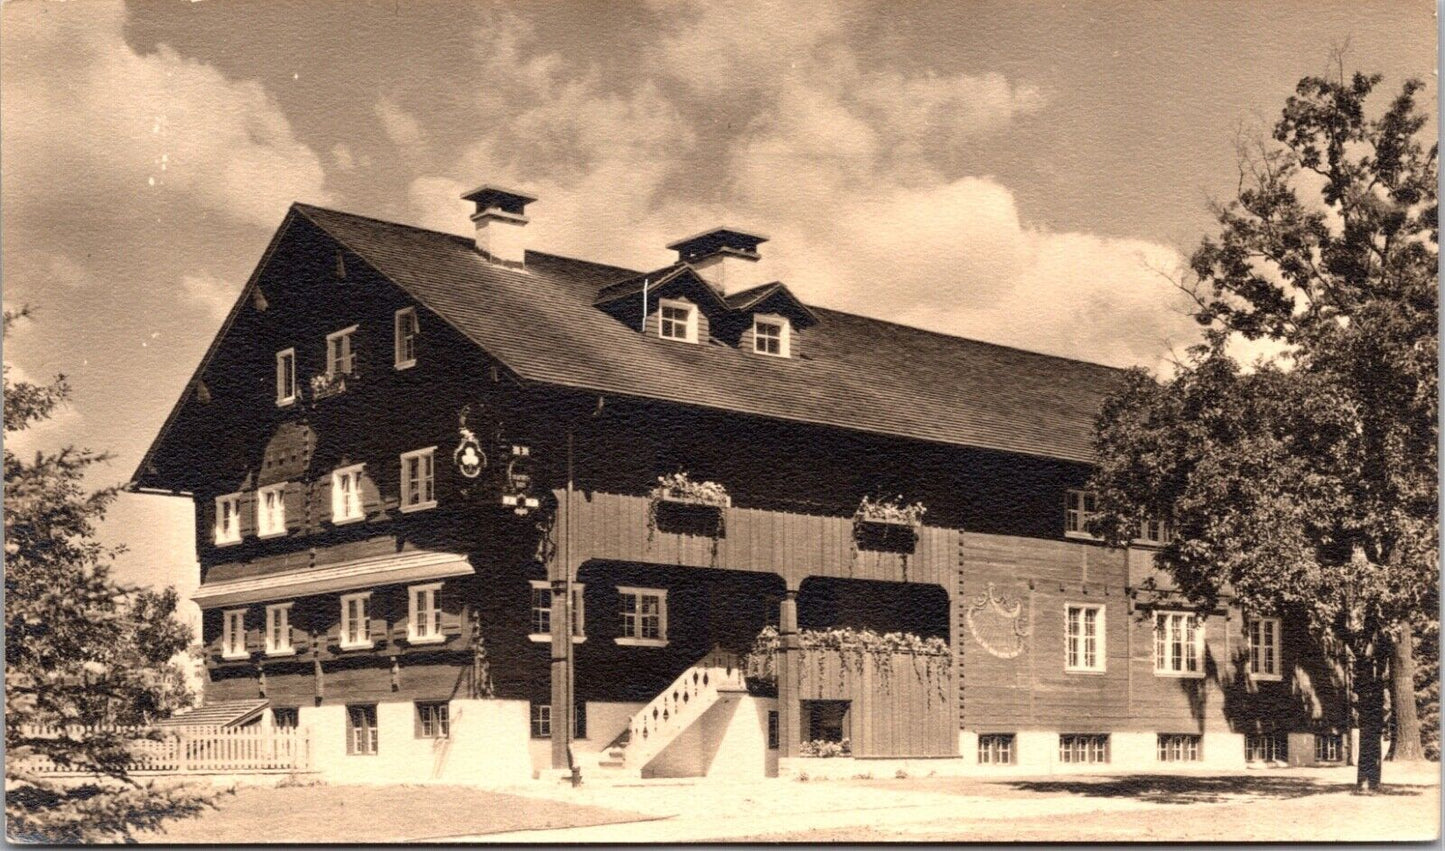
965,582,1030,659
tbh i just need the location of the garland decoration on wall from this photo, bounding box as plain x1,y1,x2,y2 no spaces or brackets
744,625,951,698
965,582,1030,659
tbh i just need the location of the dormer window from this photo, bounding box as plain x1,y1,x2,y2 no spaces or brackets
753,315,791,358
658,299,698,343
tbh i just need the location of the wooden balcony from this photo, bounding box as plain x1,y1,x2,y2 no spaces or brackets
566,490,958,591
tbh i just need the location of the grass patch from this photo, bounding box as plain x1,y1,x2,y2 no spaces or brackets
138,783,648,843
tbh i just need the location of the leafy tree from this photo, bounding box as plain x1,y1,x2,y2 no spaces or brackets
5,308,212,841
1088,72,1437,791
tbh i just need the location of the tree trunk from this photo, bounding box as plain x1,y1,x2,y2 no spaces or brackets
1388,625,1425,761
1354,647,1386,792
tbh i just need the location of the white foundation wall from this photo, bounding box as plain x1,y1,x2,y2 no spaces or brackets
302,699,532,786
644,694,777,779
526,701,647,775
959,730,1249,774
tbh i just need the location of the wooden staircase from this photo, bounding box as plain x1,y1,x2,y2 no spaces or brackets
581,647,748,781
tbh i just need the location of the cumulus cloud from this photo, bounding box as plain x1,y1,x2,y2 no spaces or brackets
2,3,328,232
180,271,241,322
405,5,1195,369
375,95,425,153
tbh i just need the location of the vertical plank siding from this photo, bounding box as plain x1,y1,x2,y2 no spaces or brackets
569,490,957,592
793,649,956,757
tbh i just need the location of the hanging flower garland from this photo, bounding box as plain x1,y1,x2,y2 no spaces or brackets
744,625,951,695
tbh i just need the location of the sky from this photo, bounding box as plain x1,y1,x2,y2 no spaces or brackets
1,0,1436,632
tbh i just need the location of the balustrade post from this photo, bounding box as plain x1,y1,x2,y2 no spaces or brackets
777,588,802,759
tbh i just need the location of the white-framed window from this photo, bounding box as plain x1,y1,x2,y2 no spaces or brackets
214,493,242,545
1059,733,1110,764
1157,733,1202,762
256,483,287,538
416,701,449,739
530,703,552,739
347,704,378,755
617,586,668,646
408,583,444,644
978,733,1016,765
1315,732,1343,763
222,608,248,660
1247,617,1282,681
1246,732,1287,763
265,603,294,656
400,447,436,512
331,464,365,524
394,308,418,369
752,314,790,357
528,580,585,642
1065,604,1105,672
275,348,296,406
1064,489,1099,539
340,592,372,650
658,299,698,343
1154,611,1205,676
326,325,357,376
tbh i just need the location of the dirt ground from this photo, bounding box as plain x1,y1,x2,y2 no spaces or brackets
742,770,1441,843
136,782,650,844
135,762,1440,843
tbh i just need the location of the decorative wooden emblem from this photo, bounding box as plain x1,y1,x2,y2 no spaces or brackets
259,422,315,486
454,404,487,479
965,583,1030,659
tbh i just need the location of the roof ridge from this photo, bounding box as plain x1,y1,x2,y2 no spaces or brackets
293,202,643,279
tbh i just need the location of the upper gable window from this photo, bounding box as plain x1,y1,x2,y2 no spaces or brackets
1064,489,1099,539
658,299,698,343
331,464,365,524
327,326,358,377
753,315,791,358
276,349,297,406
257,483,287,538
394,308,418,370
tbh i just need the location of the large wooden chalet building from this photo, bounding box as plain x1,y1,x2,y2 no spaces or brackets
130,187,1350,784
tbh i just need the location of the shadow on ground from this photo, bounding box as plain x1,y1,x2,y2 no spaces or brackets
1004,775,1426,805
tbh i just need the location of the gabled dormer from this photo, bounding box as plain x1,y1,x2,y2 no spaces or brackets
724,282,818,359
594,264,731,345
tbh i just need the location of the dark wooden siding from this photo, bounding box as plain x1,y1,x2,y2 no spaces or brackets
795,649,956,757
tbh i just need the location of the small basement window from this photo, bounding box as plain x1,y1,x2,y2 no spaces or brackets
978,733,1015,765
1059,733,1109,764
658,299,698,343
753,314,791,358
1157,733,1201,762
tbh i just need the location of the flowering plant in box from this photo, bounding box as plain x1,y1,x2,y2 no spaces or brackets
799,738,851,758
854,495,927,527
650,472,731,508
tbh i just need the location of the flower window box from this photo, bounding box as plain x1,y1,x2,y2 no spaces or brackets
854,495,926,528
650,472,731,509
309,372,352,400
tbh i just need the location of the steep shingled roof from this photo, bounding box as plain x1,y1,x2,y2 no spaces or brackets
285,204,1125,464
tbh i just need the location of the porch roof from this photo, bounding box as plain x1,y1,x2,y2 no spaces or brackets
155,699,269,729
191,550,474,609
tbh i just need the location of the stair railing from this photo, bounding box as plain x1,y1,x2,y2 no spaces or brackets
623,646,746,768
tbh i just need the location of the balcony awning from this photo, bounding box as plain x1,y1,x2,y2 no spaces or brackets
192,550,475,609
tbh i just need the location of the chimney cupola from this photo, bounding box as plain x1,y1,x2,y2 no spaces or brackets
461,185,537,267
667,226,769,295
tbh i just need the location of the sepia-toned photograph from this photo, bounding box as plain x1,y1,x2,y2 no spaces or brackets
2,0,1439,843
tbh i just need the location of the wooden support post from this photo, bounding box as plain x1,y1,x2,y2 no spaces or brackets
777,588,802,758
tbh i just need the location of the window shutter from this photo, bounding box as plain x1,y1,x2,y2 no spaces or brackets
316,475,334,524
370,592,390,644
440,583,464,636
244,609,263,654
237,491,257,539
325,599,343,646
284,482,306,533
345,709,356,755
361,469,383,519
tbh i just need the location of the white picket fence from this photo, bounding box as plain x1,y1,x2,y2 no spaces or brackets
17,724,313,775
